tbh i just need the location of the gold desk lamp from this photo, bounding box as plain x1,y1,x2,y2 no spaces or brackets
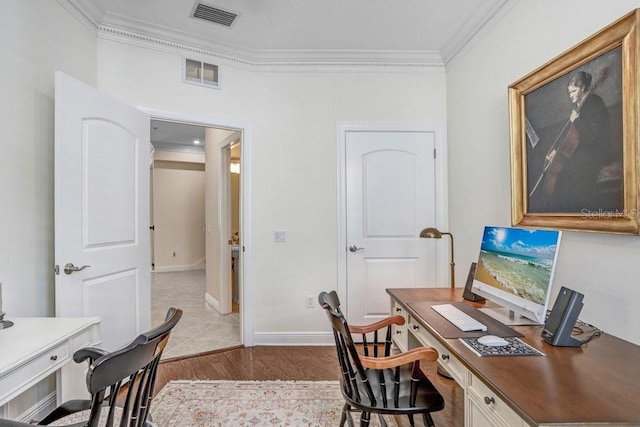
419,227,455,288
419,227,456,379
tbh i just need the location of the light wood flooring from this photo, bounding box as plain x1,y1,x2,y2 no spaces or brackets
155,346,465,426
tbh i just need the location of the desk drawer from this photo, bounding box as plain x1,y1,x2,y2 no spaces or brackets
391,301,408,352
467,372,525,427
1,342,70,402
407,316,466,385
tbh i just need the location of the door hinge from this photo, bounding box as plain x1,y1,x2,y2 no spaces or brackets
54,265,60,275
433,148,437,159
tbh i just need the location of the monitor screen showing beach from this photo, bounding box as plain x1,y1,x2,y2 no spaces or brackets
475,227,560,305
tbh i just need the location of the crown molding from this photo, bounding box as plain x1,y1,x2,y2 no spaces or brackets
57,0,509,72
440,0,517,67
97,6,444,72
98,25,445,73
56,0,102,34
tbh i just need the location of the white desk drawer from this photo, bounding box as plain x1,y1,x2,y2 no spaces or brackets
1,342,70,402
391,301,408,352
407,316,467,385
467,371,525,427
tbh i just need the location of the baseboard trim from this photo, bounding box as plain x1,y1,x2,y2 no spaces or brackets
153,263,205,273
205,293,219,312
252,332,334,346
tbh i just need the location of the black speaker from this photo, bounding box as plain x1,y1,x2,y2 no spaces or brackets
462,262,485,302
541,286,584,347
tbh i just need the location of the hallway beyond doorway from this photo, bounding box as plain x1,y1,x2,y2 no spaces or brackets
151,270,240,359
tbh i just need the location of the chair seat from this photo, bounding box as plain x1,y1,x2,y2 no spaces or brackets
342,365,444,415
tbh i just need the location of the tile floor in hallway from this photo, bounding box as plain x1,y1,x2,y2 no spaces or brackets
151,269,240,359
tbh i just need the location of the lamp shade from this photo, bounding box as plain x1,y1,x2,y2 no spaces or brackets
420,227,442,239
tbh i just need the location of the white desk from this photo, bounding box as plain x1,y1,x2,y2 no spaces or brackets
0,317,101,417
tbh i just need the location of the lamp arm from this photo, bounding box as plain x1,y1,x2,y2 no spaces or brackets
442,232,455,288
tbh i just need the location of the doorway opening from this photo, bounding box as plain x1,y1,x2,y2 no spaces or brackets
149,118,244,359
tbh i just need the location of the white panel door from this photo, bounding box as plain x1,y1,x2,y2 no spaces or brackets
346,131,437,326
54,72,151,351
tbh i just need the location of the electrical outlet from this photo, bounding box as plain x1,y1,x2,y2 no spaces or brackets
274,230,287,242
306,295,315,308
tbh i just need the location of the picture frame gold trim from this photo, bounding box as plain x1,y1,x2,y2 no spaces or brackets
509,9,640,234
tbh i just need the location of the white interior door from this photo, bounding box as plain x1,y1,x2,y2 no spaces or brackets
346,130,437,326
54,72,151,351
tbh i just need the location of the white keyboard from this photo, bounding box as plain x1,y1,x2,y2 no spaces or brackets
431,304,487,332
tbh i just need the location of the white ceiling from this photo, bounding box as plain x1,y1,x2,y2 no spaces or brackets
86,0,511,150
151,120,206,153
84,0,510,64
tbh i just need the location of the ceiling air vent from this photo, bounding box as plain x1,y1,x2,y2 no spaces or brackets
192,3,238,27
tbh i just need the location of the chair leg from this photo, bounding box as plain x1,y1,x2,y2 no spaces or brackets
341,403,353,427
407,413,415,426
422,412,435,427
359,411,371,426
377,413,388,427
339,405,346,427
339,403,351,427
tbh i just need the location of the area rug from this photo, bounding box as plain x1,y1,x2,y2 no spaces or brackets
150,380,398,426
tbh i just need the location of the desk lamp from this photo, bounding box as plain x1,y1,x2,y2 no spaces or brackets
419,227,455,288
419,227,456,379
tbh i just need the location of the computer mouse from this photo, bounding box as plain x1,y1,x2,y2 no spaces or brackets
477,335,509,347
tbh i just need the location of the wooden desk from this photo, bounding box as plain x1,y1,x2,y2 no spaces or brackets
388,288,640,427
0,317,101,420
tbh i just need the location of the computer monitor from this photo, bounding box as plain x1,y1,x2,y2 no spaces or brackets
471,226,562,325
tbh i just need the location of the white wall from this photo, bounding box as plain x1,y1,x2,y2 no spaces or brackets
152,151,205,270
0,1,97,317
96,38,447,336
447,0,640,345
0,1,98,420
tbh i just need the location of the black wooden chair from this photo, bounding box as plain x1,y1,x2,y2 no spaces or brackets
0,307,182,427
319,291,444,427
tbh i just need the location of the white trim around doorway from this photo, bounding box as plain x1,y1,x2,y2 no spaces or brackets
139,106,254,347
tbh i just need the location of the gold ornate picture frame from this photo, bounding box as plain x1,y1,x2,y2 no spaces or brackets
509,10,640,234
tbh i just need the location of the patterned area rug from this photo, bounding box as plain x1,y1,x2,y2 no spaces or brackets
150,380,398,426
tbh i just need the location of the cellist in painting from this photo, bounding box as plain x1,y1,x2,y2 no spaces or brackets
529,70,620,213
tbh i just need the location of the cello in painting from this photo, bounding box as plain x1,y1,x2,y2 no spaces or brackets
528,69,612,213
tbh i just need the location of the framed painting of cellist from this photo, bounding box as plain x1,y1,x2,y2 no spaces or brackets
509,9,640,235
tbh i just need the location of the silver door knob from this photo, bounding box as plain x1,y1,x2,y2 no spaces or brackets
64,263,91,275
348,245,365,253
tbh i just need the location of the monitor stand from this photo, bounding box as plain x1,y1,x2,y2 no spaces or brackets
479,307,542,326
0,312,13,329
